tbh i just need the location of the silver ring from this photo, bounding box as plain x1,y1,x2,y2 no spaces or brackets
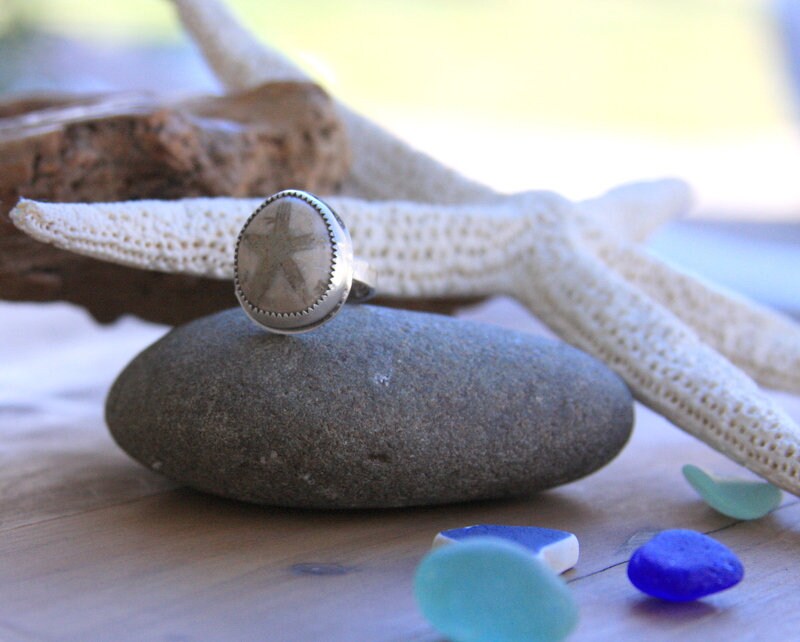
234,189,376,334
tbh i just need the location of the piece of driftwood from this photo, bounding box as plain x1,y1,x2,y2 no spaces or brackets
0,82,350,324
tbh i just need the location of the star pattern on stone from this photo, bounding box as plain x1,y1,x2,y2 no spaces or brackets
242,200,325,306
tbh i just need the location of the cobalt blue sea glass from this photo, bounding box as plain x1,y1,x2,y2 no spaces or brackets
627,529,744,602
435,524,579,574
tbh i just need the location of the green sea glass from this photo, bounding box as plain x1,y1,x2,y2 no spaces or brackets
682,464,782,520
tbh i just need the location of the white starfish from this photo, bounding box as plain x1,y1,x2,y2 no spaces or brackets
10,0,800,497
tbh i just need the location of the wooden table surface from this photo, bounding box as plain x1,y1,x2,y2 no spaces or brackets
2,297,800,642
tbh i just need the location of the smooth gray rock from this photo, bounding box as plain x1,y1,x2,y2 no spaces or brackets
106,305,634,509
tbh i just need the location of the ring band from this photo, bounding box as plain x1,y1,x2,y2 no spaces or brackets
234,189,376,334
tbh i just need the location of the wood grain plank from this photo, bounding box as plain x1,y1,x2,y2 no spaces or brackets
570,501,800,641
0,303,173,533
1,399,798,641
0,406,175,533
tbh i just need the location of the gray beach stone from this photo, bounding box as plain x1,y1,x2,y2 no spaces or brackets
106,305,634,508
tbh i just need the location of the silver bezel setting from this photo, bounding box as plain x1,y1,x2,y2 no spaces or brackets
234,189,354,334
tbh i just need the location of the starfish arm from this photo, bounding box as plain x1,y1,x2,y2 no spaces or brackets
170,0,307,86
9,196,527,295
170,0,496,205
337,112,497,204
327,196,534,296
584,234,800,394
9,197,260,278
511,220,800,495
575,178,693,242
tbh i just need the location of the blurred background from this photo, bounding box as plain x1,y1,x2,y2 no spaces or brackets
0,0,798,315
1,0,799,214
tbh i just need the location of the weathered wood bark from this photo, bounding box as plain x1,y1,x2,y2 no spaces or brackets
0,83,349,324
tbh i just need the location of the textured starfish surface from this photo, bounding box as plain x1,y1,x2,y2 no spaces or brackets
10,0,800,496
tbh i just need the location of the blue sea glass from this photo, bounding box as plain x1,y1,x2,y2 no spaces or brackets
627,529,744,602
434,524,579,574
414,536,578,642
